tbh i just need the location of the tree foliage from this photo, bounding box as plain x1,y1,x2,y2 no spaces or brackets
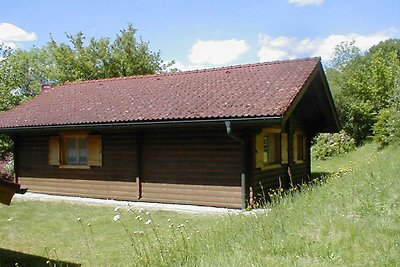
0,24,172,158
373,81,400,148
0,24,171,110
41,24,170,84
44,24,170,84
326,39,400,145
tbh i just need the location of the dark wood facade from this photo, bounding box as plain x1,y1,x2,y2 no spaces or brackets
15,126,245,208
13,117,314,208
249,118,312,204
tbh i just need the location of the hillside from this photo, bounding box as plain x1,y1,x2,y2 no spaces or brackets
157,143,400,266
0,143,399,266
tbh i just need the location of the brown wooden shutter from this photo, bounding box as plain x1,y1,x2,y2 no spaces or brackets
88,135,102,166
49,136,60,165
281,133,288,164
293,133,298,162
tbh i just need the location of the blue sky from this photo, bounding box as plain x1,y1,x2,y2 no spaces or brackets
1,0,399,70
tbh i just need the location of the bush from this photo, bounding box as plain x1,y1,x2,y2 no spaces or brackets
4,155,14,175
373,87,400,148
0,134,12,159
312,131,356,160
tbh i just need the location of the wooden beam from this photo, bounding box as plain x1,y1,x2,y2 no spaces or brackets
135,133,142,199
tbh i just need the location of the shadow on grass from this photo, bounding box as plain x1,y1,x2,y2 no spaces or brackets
310,171,331,182
0,248,81,267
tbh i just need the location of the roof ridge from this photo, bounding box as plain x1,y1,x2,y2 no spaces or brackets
60,57,321,87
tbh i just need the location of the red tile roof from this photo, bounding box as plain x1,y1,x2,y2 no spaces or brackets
0,57,321,129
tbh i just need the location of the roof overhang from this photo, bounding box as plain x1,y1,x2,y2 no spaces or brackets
282,61,340,135
0,116,283,134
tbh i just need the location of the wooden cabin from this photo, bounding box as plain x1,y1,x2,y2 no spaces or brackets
0,57,339,209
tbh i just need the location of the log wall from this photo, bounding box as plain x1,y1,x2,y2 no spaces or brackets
16,127,243,208
18,177,138,200
139,129,242,207
250,116,312,205
17,132,137,181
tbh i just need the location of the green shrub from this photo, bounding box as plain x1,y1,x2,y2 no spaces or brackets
373,87,400,148
312,130,356,160
5,155,14,175
0,134,12,159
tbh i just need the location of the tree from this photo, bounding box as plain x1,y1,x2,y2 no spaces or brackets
0,45,42,111
326,41,362,97
329,40,361,71
0,24,173,158
42,23,172,84
326,39,400,145
373,79,400,148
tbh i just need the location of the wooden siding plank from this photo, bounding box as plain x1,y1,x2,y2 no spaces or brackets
140,198,242,209
141,182,242,208
19,177,137,200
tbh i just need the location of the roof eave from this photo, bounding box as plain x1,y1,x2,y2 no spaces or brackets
0,116,283,134
281,61,341,133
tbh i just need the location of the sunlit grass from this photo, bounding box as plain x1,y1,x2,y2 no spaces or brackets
1,143,399,266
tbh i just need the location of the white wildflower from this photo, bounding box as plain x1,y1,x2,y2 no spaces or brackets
113,215,121,222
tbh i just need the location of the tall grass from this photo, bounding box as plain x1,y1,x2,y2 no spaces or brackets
182,144,399,266
0,143,399,266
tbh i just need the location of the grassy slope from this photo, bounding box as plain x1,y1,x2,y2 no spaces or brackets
186,143,400,266
0,144,399,266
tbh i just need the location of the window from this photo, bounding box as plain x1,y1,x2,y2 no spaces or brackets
49,133,102,168
65,137,88,165
294,131,305,162
256,128,286,169
263,132,281,164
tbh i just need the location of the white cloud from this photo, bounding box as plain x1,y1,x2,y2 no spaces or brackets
188,39,249,66
0,22,37,48
167,60,207,71
257,28,398,62
288,0,324,6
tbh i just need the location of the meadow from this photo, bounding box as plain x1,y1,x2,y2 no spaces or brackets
0,143,399,266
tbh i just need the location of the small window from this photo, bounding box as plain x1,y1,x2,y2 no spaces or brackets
48,133,102,168
294,131,305,162
256,128,282,169
263,133,281,164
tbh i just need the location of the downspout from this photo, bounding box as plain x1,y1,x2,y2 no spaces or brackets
12,135,19,184
225,121,247,210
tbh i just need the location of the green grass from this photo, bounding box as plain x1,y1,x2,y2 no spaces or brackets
1,143,399,266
